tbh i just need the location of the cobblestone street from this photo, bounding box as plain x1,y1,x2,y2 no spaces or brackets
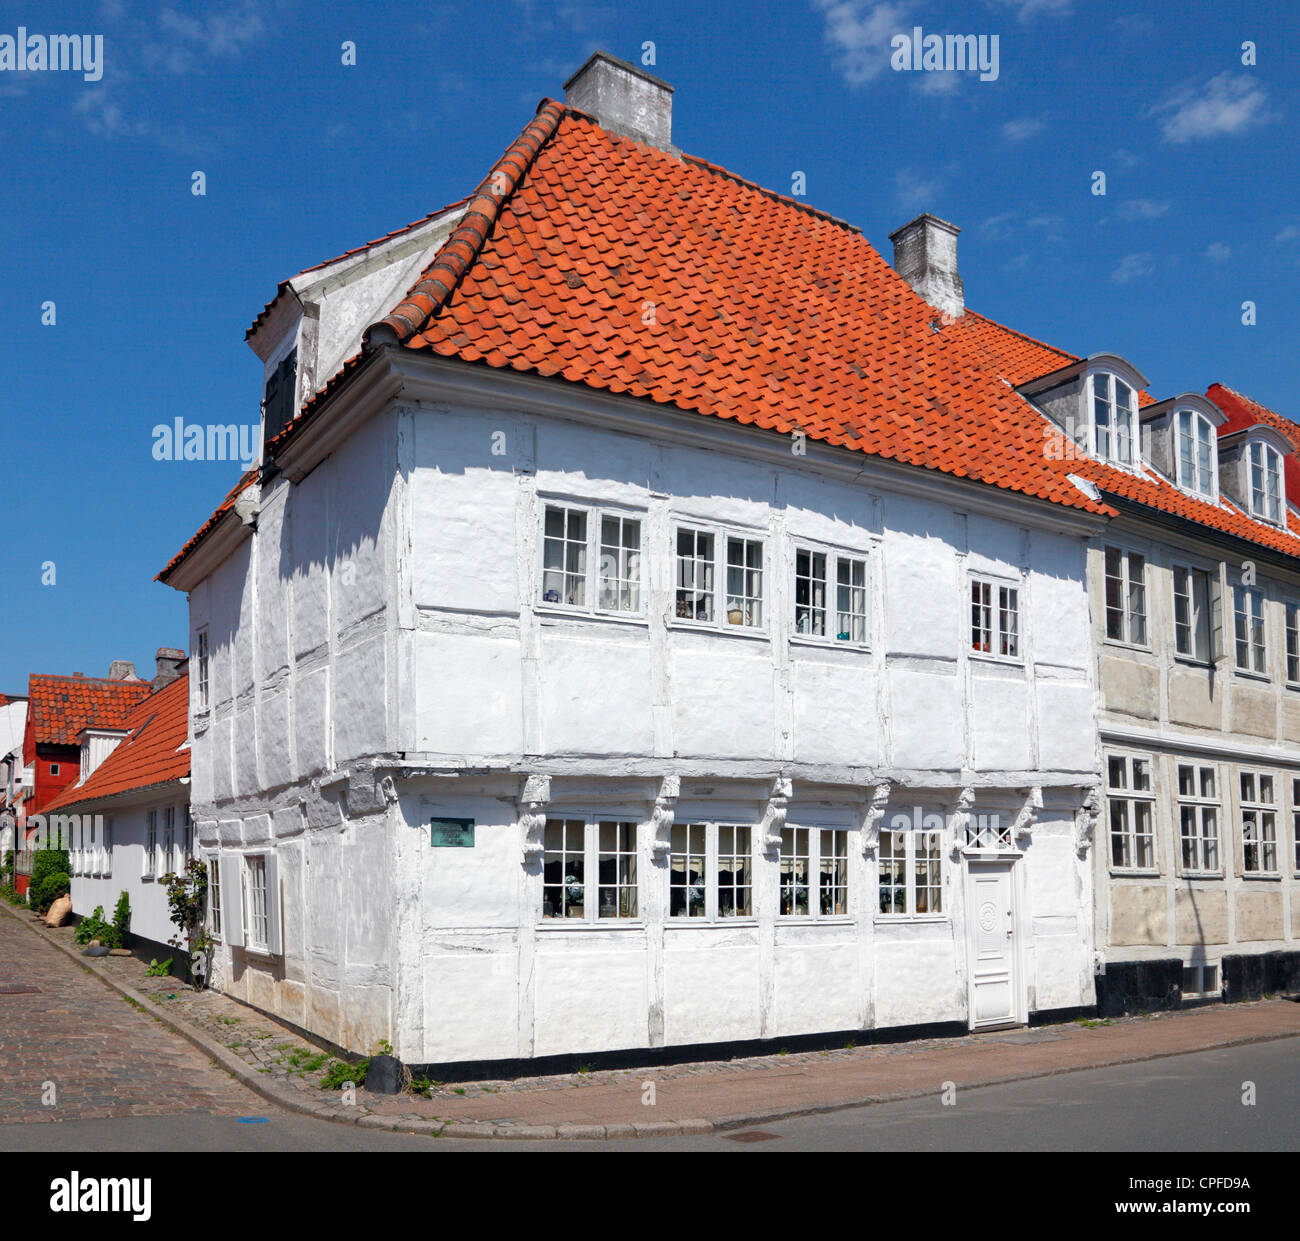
0,906,257,1124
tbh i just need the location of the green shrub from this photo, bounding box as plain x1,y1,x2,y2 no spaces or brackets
30,870,70,913
145,957,173,977
321,1058,370,1090
75,905,112,945
111,891,131,946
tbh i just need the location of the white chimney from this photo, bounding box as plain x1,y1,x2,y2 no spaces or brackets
888,213,964,319
564,51,674,151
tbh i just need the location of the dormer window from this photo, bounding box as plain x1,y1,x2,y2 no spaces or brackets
1175,409,1217,498
263,347,297,446
1091,372,1137,465
1248,441,1283,524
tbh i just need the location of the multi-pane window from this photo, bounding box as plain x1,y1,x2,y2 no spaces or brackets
1173,565,1215,662
1175,409,1216,498
541,818,639,921
540,504,643,615
970,578,1019,658
793,548,868,643
674,527,715,622
877,820,944,915
1233,584,1267,675
669,822,752,919
144,810,157,880
209,853,222,937
162,807,175,879
244,855,269,951
778,827,849,917
1292,779,1300,874
196,630,209,710
1104,546,1147,645
1182,963,1220,998
1177,764,1220,874
1092,372,1137,465
182,807,193,868
674,526,765,630
725,537,764,627
1240,771,1278,874
1286,604,1300,684
1248,441,1282,524
1107,754,1155,870
598,515,641,613
541,505,588,607
103,817,113,879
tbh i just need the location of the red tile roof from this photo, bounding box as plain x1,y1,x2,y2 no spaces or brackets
42,675,189,813
162,98,1300,580
26,675,153,748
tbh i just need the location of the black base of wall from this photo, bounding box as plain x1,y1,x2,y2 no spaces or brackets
1222,950,1300,1003
1029,1004,1097,1027
408,1021,973,1083
1095,958,1183,1018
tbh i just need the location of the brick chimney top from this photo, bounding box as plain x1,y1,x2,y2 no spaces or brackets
153,648,186,690
888,213,964,319
564,51,674,151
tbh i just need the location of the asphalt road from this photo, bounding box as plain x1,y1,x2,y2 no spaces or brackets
4,1035,1296,1152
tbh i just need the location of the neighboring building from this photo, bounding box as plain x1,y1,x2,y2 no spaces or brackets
0,692,28,866
43,663,190,955
946,320,1300,1012
160,55,1107,1065
15,666,151,894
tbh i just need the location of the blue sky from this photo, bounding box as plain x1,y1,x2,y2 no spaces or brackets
1,0,1296,693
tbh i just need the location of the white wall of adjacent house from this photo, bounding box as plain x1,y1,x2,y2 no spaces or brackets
68,795,190,950
185,386,1103,1062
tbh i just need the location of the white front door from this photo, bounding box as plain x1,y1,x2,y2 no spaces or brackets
966,860,1021,1029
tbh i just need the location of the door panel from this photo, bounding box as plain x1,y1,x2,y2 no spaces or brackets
968,863,1017,1027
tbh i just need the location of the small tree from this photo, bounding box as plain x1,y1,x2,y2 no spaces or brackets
163,858,213,990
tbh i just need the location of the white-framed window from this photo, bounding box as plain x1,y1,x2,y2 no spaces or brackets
1091,371,1137,466
1240,771,1278,875
1107,753,1156,871
792,546,869,644
162,807,175,879
143,810,157,880
1103,546,1147,646
1233,583,1267,675
668,822,753,920
1248,440,1283,525
539,502,644,617
1292,778,1300,875
1285,603,1300,685
541,817,639,922
1177,764,1220,874
181,807,192,868
1175,409,1217,498
244,854,269,951
49,763,60,777
1173,564,1218,663
673,524,765,631
877,817,944,915
1182,963,1220,998
208,851,222,938
970,576,1020,660
103,817,113,879
196,629,210,710
778,826,850,917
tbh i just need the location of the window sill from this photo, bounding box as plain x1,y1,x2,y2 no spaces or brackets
1232,669,1271,684
535,604,647,626
1241,872,1282,881
874,914,949,924
666,918,760,927
969,653,1026,671
1103,638,1152,656
775,915,854,925
1172,654,1215,670
668,620,768,640
1109,868,1161,879
1178,871,1223,880
536,920,646,931
789,634,870,654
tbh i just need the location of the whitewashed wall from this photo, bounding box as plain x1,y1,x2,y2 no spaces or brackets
185,389,1101,1061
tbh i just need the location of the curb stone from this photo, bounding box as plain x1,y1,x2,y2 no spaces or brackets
5,900,1297,1141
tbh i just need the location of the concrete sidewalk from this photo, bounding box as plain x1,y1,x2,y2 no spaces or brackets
6,900,1298,1140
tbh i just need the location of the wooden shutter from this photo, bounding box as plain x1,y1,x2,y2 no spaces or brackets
264,852,282,955
1210,569,1225,661
220,854,244,947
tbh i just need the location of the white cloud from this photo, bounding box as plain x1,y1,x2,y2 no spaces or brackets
145,1,267,74
811,0,910,87
1002,115,1046,141
987,0,1073,20
1277,225,1300,242
1204,242,1231,263
894,167,944,209
1110,252,1155,285
1117,198,1171,221
1152,72,1273,143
